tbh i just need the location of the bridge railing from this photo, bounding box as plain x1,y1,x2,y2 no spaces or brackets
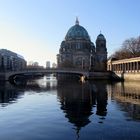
0,67,89,73
22,67,88,72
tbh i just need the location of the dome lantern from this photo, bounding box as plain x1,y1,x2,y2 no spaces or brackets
75,17,79,25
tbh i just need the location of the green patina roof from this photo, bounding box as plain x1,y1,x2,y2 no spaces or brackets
65,24,90,41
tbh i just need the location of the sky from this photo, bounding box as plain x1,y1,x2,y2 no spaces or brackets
0,0,140,66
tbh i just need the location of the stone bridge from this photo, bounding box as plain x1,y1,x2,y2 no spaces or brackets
0,68,89,81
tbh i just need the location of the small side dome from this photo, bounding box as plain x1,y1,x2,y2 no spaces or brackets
97,33,106,41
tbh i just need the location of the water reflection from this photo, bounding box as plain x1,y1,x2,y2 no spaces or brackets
0,77,140,139
1,77,140,123
107,81,140,121
57,80,108,138
12,76,57,92
93,81,108,117
0,81,24,107
0,76,57,107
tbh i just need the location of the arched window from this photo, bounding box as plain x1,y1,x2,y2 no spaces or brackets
76,43,81,49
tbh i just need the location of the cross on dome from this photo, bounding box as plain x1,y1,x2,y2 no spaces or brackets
75,17,79,25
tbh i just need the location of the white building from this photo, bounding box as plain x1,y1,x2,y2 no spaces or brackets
52,62,57,68
46,61,51,68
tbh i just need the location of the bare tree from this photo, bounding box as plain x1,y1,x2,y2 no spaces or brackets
109,36,140,60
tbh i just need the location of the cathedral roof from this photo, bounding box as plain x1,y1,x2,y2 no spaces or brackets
65,18,90,41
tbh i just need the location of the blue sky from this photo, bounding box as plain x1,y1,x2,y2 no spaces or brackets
0,0,140,66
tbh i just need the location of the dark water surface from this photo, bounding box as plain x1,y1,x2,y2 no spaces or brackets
0,76,140,140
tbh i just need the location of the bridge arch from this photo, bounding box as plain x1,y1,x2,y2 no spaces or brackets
6,68,88,82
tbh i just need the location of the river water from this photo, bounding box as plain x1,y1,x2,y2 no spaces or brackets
0,75,140,140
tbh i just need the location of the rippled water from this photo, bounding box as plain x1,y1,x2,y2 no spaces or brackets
0,76,140,140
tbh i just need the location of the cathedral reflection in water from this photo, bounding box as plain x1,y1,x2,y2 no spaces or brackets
57,80,108,136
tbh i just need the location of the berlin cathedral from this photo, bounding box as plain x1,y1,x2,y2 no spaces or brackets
57,18,107,71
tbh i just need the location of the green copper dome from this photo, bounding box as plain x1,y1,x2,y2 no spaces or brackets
65,18,90,41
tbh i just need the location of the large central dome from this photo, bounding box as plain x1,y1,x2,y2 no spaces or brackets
65,18,90,41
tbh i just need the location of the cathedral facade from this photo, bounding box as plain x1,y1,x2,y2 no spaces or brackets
57,18,107,71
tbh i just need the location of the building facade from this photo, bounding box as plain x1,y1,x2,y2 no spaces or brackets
57,18,107,71
46,61,51,68
52,62,57,68
0,49,26,71
107,57,140,81
107,57,140,73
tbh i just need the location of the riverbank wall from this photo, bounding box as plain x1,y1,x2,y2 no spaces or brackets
115,72,140,81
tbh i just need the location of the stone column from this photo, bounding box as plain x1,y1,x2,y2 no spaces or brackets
138,62,140,72
125,63,127,72
119,64,121,72
126,63,128,72
130,62,132,72
122,63,124,72
128,63,130,73
124,63,126,72
134,62,136,72
114,64,116,71
116,64,118,72
114,64,115,71
136,61,139,72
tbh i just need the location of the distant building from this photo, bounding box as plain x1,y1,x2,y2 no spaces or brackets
46,61,51,68
27,61,44,69
52,62,57,68
32,62,39,66
57,18,107,71
0,49,26,71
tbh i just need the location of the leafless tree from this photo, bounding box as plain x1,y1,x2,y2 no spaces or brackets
109,36,140,60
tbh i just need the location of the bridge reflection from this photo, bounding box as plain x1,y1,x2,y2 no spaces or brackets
0,81,24,107
0,77,57,107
